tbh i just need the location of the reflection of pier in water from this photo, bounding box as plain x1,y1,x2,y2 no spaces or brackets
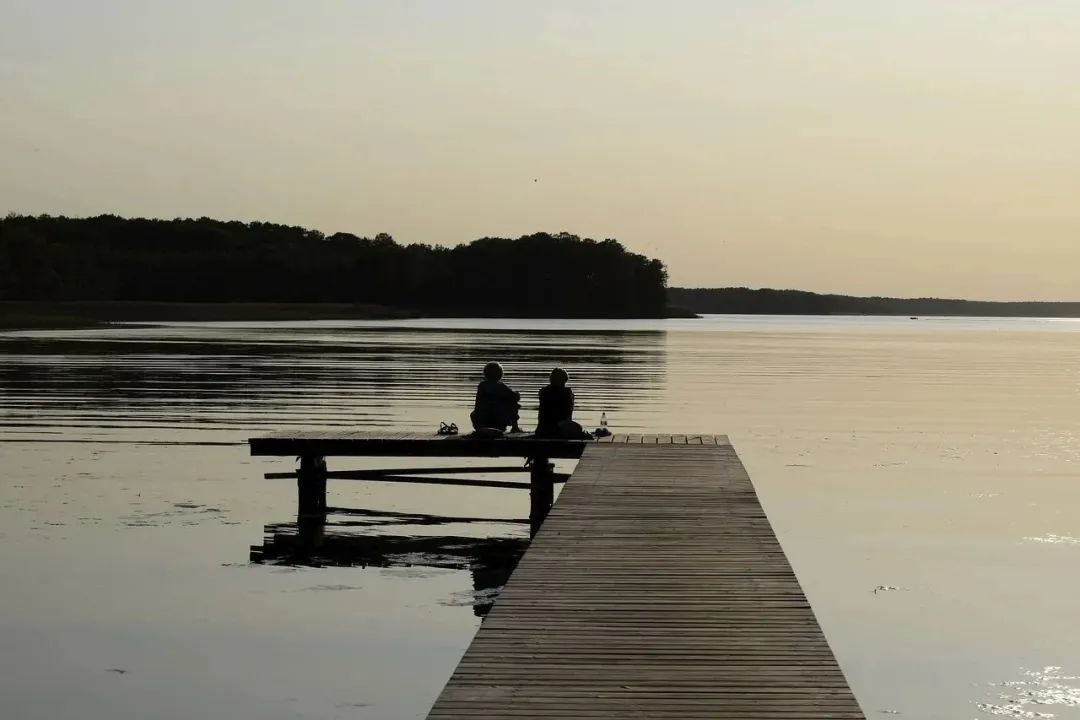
250,508,529,617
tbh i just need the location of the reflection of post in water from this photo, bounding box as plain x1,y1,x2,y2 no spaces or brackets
250,509,528,617
294,513,327,560
297,455,328,515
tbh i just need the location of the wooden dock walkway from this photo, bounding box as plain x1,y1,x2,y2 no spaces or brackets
247,431,864,718
426,440,864,719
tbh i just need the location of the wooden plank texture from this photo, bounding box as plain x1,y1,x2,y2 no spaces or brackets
426,442,864,719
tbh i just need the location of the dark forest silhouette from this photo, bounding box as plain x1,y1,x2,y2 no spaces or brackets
0,215,668,318
669,287,1080,318
7,214,1077,321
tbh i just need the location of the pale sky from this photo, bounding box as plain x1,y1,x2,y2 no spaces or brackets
3,1,1079,300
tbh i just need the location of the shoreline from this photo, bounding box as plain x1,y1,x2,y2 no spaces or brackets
0,301,418,329
0,301,699,329
10,300,1080,330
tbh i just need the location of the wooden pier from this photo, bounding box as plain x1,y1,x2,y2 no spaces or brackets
248,431,865,719
249,429,603,533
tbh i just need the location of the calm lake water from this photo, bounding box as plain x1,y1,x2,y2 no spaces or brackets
3,315,1080,719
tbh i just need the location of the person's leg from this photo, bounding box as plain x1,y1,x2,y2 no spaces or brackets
497,405,521,433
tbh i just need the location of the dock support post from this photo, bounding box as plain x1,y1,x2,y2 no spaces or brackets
529,456,554,537
297,455,327,516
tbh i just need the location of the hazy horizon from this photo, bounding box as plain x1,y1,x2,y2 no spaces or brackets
4,1,1079,301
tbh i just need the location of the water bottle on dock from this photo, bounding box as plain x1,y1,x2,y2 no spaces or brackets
597,411,611,437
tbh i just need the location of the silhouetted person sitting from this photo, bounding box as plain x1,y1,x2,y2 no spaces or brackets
471,362,522,434
536,367,577,438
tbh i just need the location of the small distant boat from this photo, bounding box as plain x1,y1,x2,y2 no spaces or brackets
909,316,918,320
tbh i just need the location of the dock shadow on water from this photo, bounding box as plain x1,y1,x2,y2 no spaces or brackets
250,509,530,617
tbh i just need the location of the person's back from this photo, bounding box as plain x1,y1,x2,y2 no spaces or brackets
536,367,575,438
471,362,521,432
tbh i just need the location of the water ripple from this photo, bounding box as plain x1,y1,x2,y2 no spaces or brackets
979,667,1080,718
0,324,667,441
1025,535,1080,546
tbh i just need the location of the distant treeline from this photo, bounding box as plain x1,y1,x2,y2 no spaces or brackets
669,287,1080,318
0,215,668,318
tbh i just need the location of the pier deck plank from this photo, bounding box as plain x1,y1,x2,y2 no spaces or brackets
425,441,864,719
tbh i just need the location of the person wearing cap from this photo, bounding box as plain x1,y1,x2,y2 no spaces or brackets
470,362,522,433
536,367,577,438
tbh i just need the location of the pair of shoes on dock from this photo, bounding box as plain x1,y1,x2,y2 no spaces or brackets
438,422,459,436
